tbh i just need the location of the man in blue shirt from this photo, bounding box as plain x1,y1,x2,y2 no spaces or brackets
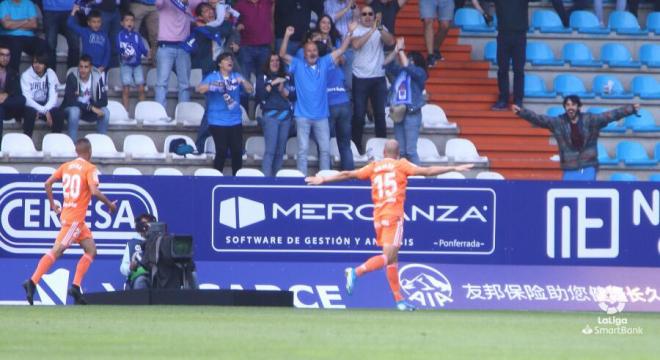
0,0,48,72
42,0,80,70
279,23,355,175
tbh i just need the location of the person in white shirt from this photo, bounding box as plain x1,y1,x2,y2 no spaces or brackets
20,53,64,137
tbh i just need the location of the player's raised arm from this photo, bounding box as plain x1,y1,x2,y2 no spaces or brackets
305,170,360,185
412,163,474,177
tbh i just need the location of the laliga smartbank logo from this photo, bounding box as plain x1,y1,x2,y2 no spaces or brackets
0,182,158,255
399,264,453,308
581,286,643,336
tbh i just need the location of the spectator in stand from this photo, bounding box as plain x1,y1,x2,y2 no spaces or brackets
0,45,26,139
0,0,48,73
196,52,253,175
549,0,589,28
490,0,528,111
118,11,149,110
419,0,454,66
384,37,427,165
63,54,109,140
279,24,355,175
90,0,121,68
128,0,159,63
326,50,353,170
257,53,295,176
325,0,358,37
154,0,202,108
68,7,111,75
367,0,408,36
274,0,323,55
42,0,80,70
21,53,64,137
455,1,493,26
351,7,394,154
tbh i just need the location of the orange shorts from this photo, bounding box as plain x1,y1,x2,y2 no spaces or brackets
56,221,92,248
374,216,404,247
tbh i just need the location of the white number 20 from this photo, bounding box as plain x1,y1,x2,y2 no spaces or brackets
62,174,81,200
374,172,397,199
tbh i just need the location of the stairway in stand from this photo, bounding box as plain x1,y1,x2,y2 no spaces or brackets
394,2,561,180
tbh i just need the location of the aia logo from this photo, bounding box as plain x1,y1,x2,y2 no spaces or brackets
399,263,453,308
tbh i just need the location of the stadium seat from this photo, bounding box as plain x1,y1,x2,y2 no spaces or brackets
650,173,660,182
316,169,340,177
106,68,122,92
189,69,203,88
608,11,647,35
113,167,142,175
476,171,505,180
204,137,215,154
42,133,76,157
153,168,183,176
592,75,633,99
656,142,660,161
163,135,204,159
194,168,223,176
286,138,318,160
242,105,257,127
445,138,487,162
331,138,368,163
454,8,494,32
616,141,657,166
562,42,603,67
85,134,124,158
175,102,205,126
30,166,56,175
601,43,641,68
624,110,659,132
276,169,305,177
632,76,660,99
546,106,565,117
597,142,618,165
610,172,638,181
135,101,173,125
0,133,43,157
124,134,166,159
525,74,556,98
146,68,178,92
56,34,67,57
569,10,610,34
436,171,466,179
421,104,456,129
365,138,388,160
107,100,134,124
236,168,265,177
648,12,660,34
245,136,265,160
589,107,625,133
417,138,447,162
0,165,19,174
484,41,497,64
526,42,564,66
553,74,595,98
639,44,660,68
531,10,571,33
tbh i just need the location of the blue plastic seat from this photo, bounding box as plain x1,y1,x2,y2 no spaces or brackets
524,74,556,98
553,74,595,98
656,143,660,161
648,12,660,34
601,43,641,68
546,106,564,117
632,76,660,99
592,74,633,99
454,8,495,32
526,42,564,66
610,173,639,181
624,110,659,132
608,11,647,35
484,41,497,64
598,142,618,165
616,141,658,166
569,11,610,34
650,173,660,182
562,42,603,67
531,10,571,33
639,44,660,68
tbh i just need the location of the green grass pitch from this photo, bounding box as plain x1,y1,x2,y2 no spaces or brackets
0,306,658,359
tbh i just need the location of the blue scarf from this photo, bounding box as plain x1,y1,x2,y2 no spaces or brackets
390,71,412,106
181,26,224,53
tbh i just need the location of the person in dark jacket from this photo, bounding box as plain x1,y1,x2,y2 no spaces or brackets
0,45,26,139
63,55,109,140
513,96,640,181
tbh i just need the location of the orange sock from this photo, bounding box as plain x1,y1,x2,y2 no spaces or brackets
356,254,387,277
30,252,56,284
73,253,94,287
386,263,403,302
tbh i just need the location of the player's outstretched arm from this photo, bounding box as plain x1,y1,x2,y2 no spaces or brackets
413,163,474,177
44,175,61,214
305,170,359,185
89,182,117,214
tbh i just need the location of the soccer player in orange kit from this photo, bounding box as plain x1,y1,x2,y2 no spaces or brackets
305,139,472,310
23,138,116,305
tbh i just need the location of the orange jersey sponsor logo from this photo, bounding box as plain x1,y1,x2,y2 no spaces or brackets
52,158,99,224
356,158,417,219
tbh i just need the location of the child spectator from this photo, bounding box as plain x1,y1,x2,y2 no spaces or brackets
21,53,64,137
68,6,111,75
117,11,149,110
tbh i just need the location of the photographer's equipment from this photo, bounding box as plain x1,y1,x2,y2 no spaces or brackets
142,222,196,290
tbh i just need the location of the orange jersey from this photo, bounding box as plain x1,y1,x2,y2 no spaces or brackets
355,158,417,219
52,158,99,225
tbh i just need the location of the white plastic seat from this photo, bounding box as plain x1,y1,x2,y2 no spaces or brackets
0,133,43,157
476,171,505,180
85,133,124,158
42,133,76,157
107,100,135,124
163,135,205,159
135,101,172,125
146,68,178,92
236,168,265,177
0,165,19,174
190,69,203,88
445,138,488,163
245,136,265,160
286,137,318,160
241,105,257,126
204,137,215,154
417,138,447,162
29,166,55,175
106,68,123,92
330,138,368,163
194,168,224,176
365,138,388,160
153,167,183,176
276,169,305,177
113,167,142,175
56,34,68,57
176,102,205,126
123,134,165,159
408,175,425,179
436,171,466,179
316,169,340,177
421,104,456,129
